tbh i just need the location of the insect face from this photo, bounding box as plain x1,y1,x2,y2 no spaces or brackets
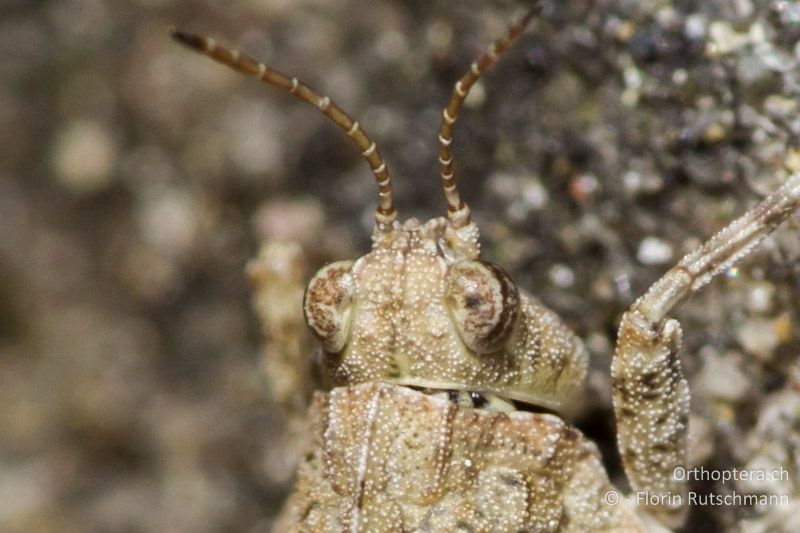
303,216,587,413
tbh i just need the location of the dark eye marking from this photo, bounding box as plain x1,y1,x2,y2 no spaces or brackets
465,294,481,309
469,391,488,408
445,260,520,354
303,260,355,354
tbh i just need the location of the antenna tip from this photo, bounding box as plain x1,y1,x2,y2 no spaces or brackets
521,2,543,26
170,28,206,51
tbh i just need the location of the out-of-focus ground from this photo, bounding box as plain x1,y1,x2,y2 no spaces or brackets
1,0,799,531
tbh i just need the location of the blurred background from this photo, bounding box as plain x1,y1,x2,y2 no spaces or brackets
1,0,799,531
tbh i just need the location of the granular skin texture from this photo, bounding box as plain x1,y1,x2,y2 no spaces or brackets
275,382,647,532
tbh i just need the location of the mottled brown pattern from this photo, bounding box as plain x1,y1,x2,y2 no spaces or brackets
613,173,800,527
304,261,356,353
445,260,520,354
480,261,521,350
275,383,646,532
306,219,589,414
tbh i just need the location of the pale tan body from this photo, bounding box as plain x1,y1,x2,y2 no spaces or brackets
274,382,646,532
250,168,798,531
302,218,588,413
174,9,800,532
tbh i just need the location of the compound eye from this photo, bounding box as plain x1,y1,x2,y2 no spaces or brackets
445,260,520,354
303,260,356,354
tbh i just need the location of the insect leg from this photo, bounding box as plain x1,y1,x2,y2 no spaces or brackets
612,172,800,526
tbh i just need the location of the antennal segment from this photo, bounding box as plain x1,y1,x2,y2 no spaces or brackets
171,30,397,230
438,7,539,228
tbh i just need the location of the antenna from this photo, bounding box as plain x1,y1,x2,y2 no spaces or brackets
171,30,397,230
438,7,539,228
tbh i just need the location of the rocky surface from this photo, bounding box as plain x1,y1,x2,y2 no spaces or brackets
1,0,798,531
